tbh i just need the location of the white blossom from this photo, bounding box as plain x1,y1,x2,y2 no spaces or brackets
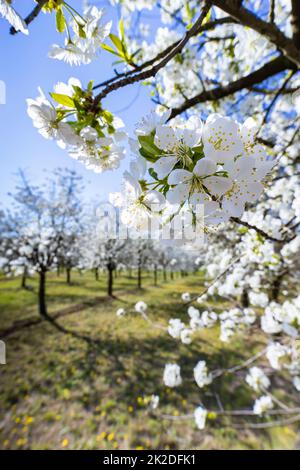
194,406,207,430
181,292,191,302
194,361,213,388
245,367,270,392
135,300,147,313
253,395,273,415
163,363,182,387
0,0,28,35
116,308,126,317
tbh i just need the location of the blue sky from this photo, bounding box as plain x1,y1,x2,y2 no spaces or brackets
0,1,157,208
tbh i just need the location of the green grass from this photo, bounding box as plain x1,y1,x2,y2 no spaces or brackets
0,271,299,450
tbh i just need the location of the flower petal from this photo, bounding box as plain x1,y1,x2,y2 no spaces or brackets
152,156,178,180
166,184,189,205
193,158,217,177
204,176,233,197
154,125,177,151
168,169,192,185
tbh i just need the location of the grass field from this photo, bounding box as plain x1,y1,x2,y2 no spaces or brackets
0,270,299,450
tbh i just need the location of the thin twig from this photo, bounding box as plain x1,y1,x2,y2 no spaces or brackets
186,254,245,305
92,1,212,107
10,0,48,35
92,17,236,91
212,348,268,378
230,217,287,243
269,0,276,24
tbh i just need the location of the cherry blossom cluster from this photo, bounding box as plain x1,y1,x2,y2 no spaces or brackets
0,2,111,66
27,78,126,173
110,109,275,231
49,5,112,66
0,0,29,34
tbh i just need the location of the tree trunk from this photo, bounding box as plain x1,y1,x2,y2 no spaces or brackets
241,288,249,308
163,269,167,282
94,267,99,281
271,276,282,302
107,267,114,296
170,270,174,280
21,267,27,289
66,267,71,284
38,271,47,317
138,264,142,289
154,265,158,286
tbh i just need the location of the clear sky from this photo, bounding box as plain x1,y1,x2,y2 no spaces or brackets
0,1,156,208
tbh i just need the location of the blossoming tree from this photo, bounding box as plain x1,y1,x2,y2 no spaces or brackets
0,169,84,319
1,0,300,432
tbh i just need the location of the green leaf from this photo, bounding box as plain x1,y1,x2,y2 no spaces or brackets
50,93,75,108
139,147,157,163
185,1,193,20
78,23,86,39
56,8,66,33
101,43,122,57
119,18,125,40
148,168,158,180
102,110,114,124
107,124,115,134
87,80,94,91
109,33,124,53
112,59,126,65
138,135,162,157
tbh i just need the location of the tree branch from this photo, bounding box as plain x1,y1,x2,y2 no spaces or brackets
269,0,276,24
92,1,212,107
260,70,295,126
230,217,294,243
291,0,300,48
211,0,300,67
169,55,291,118
10,0,48,35
93,17,236,91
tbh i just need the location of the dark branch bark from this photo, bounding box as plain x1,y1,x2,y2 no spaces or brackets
169,55,290,118
261,70,295,125
231,217,289,243
269,0,275,24
211,0,300,67
93,1,212,107
93,17,236,90
10,0,48,35
291,0,300,48
249,85,300,95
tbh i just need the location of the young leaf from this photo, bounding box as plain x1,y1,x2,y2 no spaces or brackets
78,23,86,39
139,147,157,163
101,43,122,57
56,8,66,33
109,33,124,54
50,93,75,108
119,18,125,40
102,110,114,124
149,168,158,180
138,135,161,157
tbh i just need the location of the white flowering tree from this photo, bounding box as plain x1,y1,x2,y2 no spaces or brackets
2,0,300,433
1,169,84,319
